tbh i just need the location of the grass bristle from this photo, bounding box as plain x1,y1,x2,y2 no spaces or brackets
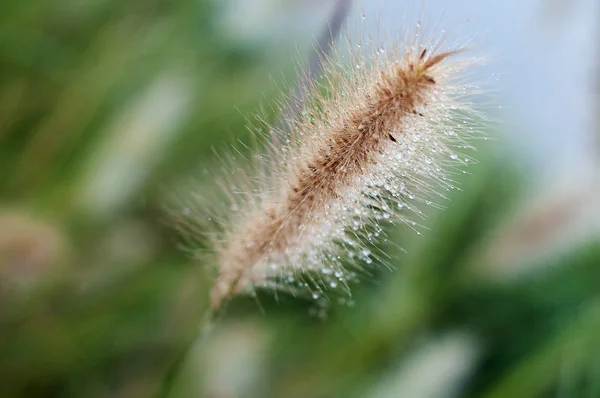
182,26,483,309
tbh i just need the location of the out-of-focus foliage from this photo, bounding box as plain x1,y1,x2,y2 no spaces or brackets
1,1,600,398
0,1,276,396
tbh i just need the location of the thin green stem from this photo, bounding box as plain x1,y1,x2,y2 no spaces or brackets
156,307,221,398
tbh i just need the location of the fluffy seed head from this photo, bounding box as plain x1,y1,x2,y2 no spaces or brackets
179,26,483,309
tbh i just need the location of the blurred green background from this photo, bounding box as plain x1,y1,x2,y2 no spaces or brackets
1,1,600,397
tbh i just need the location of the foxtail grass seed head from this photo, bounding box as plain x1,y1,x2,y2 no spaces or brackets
181,25,484,309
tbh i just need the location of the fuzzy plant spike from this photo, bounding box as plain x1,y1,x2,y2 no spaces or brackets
185,26,482,310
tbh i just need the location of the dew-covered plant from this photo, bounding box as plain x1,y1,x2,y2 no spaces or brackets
177,25,482,311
